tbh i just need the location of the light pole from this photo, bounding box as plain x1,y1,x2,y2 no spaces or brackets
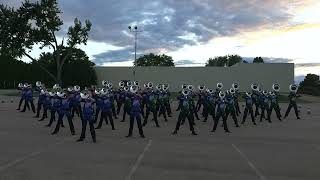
128,26,142,81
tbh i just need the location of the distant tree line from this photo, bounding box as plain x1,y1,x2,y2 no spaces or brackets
0,48,97,89
298,74,320,96
135,53,264,67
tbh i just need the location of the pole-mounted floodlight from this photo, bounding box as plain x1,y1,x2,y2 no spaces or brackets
128,25,143,81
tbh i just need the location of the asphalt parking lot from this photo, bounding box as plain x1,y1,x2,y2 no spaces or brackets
0,95,320,180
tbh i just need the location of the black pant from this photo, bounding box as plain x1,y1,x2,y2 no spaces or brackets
17,97,24,110
72,105,82,118
196,100,203,112
52,113,75,134
116,101,123,115
47,109,57,126
128,114,144,136
79,119,96,141
112,104,117,118
226,110,239,126
254,103,260,117
97,111,115,129
158,105,168,121
242,107,256,124
39,106,48,121
284,102,299,118
174,111,195,133
22,100,35,113
235,101,241,115
260,106,271,122
35,101,43,117
165,102,172,116
203,105,215,122
94,108,101,123
122,107,130,121
144,108,159,126
212,111,229,132
267,104,281,121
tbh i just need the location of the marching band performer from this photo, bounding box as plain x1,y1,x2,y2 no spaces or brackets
20,84,35,113
259,91,271,123
284,84,301,119
34,81,44,118
142,85,160,127
241,92,257,125
211,91,231,133
172,89,197,135
77,92,96,142
126,85,145,138
51,91,75,135
96,88,116,130
266,91,282,122
225,88,240,127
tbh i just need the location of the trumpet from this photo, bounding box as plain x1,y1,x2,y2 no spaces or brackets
67,87,74,92
289,84,298,93
272,83,280,92
57,91,66,98
53,84,60,90
36,81,42,87
94,88,101,95
107,82,113,89
124,86,129,92
133,81,139,86
219,91,226,99
102,80,108,87
147,82,153,89
217,83,223,90
182,89,190,96
182,84,188,89
80,92,90,99
156,84,162,91
230,88,236,94
18,83,23,88
232,83,239,90
49,92,56,97
162,84,169,91
208,89,214,94
100,88,109,95
198,85,205,91
251,83,259,91
74,85,81,92
127,81,133,87
130,85,139,94
119,81,125,88
187,85,194,91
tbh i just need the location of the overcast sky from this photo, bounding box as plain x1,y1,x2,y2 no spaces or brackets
2,0,320,82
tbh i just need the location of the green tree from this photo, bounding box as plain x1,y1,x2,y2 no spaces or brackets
298,74,320,96
0,0,92,85
134,53,175,66
205,55,243,67
253,57,264,63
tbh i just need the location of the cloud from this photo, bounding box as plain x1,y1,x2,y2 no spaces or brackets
2,0,317,65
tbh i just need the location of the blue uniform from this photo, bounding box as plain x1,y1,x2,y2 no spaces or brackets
126,94,145,137
52,97,75,135
96,95,115,130
212,98,230,132
78,99,96,142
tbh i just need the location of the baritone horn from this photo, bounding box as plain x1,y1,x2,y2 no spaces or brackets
272,83,280,92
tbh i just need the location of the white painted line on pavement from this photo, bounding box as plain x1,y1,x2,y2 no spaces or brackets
232,144,267,180
125,140,152,180
0,137,72,172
